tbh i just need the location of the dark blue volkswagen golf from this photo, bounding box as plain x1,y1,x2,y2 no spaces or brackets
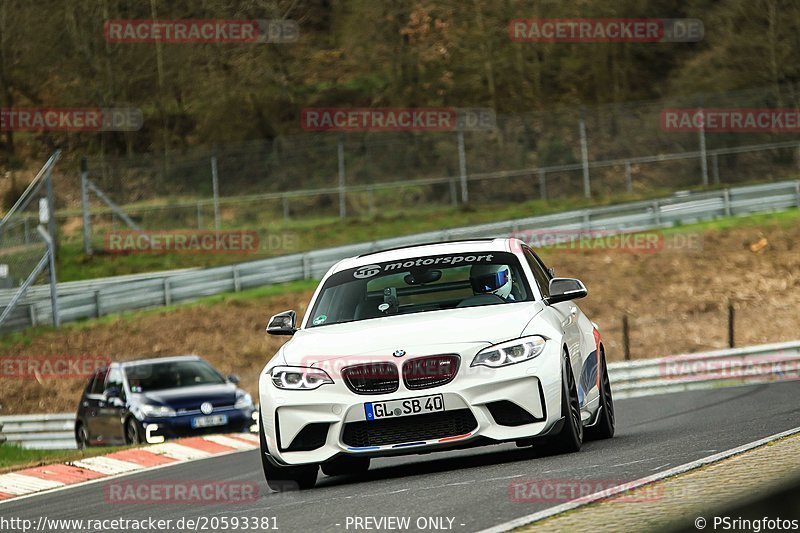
75,355,256,447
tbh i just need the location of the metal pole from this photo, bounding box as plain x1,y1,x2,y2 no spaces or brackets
37,226,59,328
699,108,708,187
538,169,547,201
624,160,632,193
80,157,92,255
211,147,221,231
712,152,720,185
337,137,346,218
727,301,735,348
457,129,468,204
45,161,58,259
579,109,591,198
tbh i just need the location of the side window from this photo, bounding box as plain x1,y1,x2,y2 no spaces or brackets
89,369,107,396
523,248,550,299
105,368,124,397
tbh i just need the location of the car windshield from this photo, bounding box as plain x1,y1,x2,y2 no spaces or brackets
307,251,532,328
124,360,226,393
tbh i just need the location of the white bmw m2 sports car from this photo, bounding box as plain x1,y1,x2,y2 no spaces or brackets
258,238,614,490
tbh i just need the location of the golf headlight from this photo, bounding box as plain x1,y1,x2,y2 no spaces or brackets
271,366,333,390
140,404,177,418
471,336,547,368
234,392,253,409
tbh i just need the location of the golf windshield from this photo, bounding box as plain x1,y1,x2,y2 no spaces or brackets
125,360,226,393
307,252,532,328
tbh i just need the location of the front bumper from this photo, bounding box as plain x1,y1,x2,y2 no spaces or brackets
259,343,563,466
139,407,256,442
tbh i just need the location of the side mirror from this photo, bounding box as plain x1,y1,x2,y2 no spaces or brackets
267,310,298,336
104,386,121,399
227,374,240,385
547,278,588,304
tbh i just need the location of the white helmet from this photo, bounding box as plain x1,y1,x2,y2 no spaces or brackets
469,264,512,299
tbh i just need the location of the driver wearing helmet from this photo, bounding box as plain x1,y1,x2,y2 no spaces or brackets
469,264,515,301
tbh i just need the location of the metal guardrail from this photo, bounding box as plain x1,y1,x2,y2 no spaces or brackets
0,413,76,450
608,340,800,399
1,179,799,332
0,341,796,449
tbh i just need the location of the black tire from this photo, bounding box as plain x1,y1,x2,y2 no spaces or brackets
321,456,370,477
586,348,615,440
539,351,583,454
124,418,143,445
76,423,90,449
258,414,318,491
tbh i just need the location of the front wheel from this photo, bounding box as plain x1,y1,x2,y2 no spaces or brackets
538,351,583,454
586,348,615,440
124,418,143,445
76,423,90,449
258,414,318,491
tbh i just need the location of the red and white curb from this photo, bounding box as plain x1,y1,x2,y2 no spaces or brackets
0,432,259,502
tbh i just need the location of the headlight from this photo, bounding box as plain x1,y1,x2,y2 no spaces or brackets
270,366,333,390
234,392,253,409
140,404,176,418
471,336,547,368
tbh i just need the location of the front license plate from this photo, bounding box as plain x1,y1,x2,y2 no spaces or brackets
364,394,444,421
191,414,228,428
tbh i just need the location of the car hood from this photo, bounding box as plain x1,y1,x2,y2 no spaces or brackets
281,302,544,364
134,383,238,410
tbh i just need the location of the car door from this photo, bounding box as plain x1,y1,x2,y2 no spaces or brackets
96,366,128,444
82,369,107,444
522,247,583,379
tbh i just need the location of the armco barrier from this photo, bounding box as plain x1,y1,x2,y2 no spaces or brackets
1,179,799,331
1,340,797,449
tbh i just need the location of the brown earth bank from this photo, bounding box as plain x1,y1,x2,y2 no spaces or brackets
1,219,799,415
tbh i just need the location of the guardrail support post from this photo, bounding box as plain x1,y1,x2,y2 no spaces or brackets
622,314,631,361
723,189,732,217
95,290,102,318
233,267,241,292
728,301,735,348
164,278,172,306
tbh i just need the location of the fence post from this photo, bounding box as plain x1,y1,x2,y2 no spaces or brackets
80,157,92,255
579,109,591,198
337,137,347,218
457,129,468,204
622,314,631,361
727,301,735,348
538,169,547,201
698,108,708,187
624,160,632,194
211,147,221,231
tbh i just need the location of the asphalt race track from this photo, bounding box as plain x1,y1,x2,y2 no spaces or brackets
2,381,799,532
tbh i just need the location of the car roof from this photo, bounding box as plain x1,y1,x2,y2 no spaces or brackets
337,238,517,272
113,354,203,368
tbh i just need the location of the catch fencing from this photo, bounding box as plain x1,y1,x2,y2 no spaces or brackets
1,178,798,332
